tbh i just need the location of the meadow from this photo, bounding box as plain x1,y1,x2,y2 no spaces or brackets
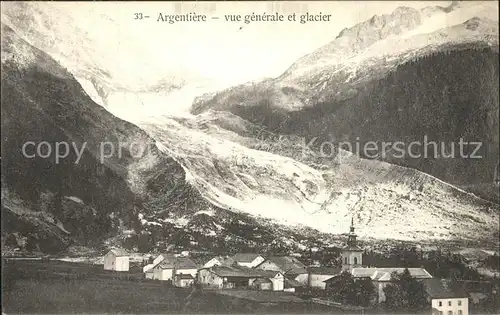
1,259,335,314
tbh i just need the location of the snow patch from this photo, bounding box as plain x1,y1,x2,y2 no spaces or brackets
64,196,84,204
161,217,190,228
194,210,215,217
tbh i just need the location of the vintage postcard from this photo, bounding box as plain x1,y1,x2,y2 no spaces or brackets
1,1,499,314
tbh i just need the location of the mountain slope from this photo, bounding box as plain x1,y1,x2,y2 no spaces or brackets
192,5,500,202
0,24,225,253
0,24,344,254
2,3,498,254
129,110,499,244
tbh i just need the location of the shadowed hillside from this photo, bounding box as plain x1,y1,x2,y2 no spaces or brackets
286,46,498,195
0,24,215,252
193,44,499,203
1,24,343,255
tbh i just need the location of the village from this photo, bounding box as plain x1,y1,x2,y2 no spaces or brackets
101,219,499,315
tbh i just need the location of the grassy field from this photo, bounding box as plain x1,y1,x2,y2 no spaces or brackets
1,259,338,314
217,289,308,303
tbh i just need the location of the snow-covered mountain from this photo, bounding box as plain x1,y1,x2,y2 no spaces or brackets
193,2,499,202
1,2,498,254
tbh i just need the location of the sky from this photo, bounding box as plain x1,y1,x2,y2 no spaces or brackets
51,1,454,86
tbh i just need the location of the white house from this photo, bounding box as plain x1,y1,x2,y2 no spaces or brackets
308,267,342,289
267,271,285,291
198,265,284,291
143,263,155,279
103,249,129,271
232,253,265,268
255,256,309,285
144,268,155,279
153,260,175,281
198,267,226,289
423,279,470,315
350,267,433,303
152,256,198,284
173,257,198,279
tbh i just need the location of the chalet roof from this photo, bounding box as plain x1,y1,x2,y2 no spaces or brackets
423,279,469,299
156,257,197,270
204,265,280,278
232,253,263,263
143,264,155,273
108,249,129,257
175,257,198,270
351,268,433,281
157,259,175,269
208,256,235,267
153,253,176,269
258,256,307,274
308,267,342,276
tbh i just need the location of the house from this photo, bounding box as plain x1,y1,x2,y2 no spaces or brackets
251,278,273,291
308,267,342,289
423,278,469,315
232,253,265,268
174,273,195,288
103,249,129,271
255,256,309,285
152,256,198,283
350,267,433,303
144,267,155,279
153,259,175,281
198,265,284,291
265,270,285,291
173,256,198,280
143,262,156,279
202,256,235,269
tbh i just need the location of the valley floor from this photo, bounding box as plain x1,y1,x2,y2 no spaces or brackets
1,260,337,314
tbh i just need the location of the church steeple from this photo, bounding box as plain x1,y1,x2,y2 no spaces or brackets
347,216,358,248
341,216,363,271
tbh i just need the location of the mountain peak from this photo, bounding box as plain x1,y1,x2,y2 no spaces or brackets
464,16,484,31
336,6,421,40
284,6,422,78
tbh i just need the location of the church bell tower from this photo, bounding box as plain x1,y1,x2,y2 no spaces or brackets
341,217,363,271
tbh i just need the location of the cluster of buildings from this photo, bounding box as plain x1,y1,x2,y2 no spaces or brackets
103,218,472,315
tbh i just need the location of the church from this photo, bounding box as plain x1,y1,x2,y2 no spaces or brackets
326,218,433,303
340,217,364,271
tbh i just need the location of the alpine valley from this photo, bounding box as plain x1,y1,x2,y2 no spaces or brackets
1,1,498,259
